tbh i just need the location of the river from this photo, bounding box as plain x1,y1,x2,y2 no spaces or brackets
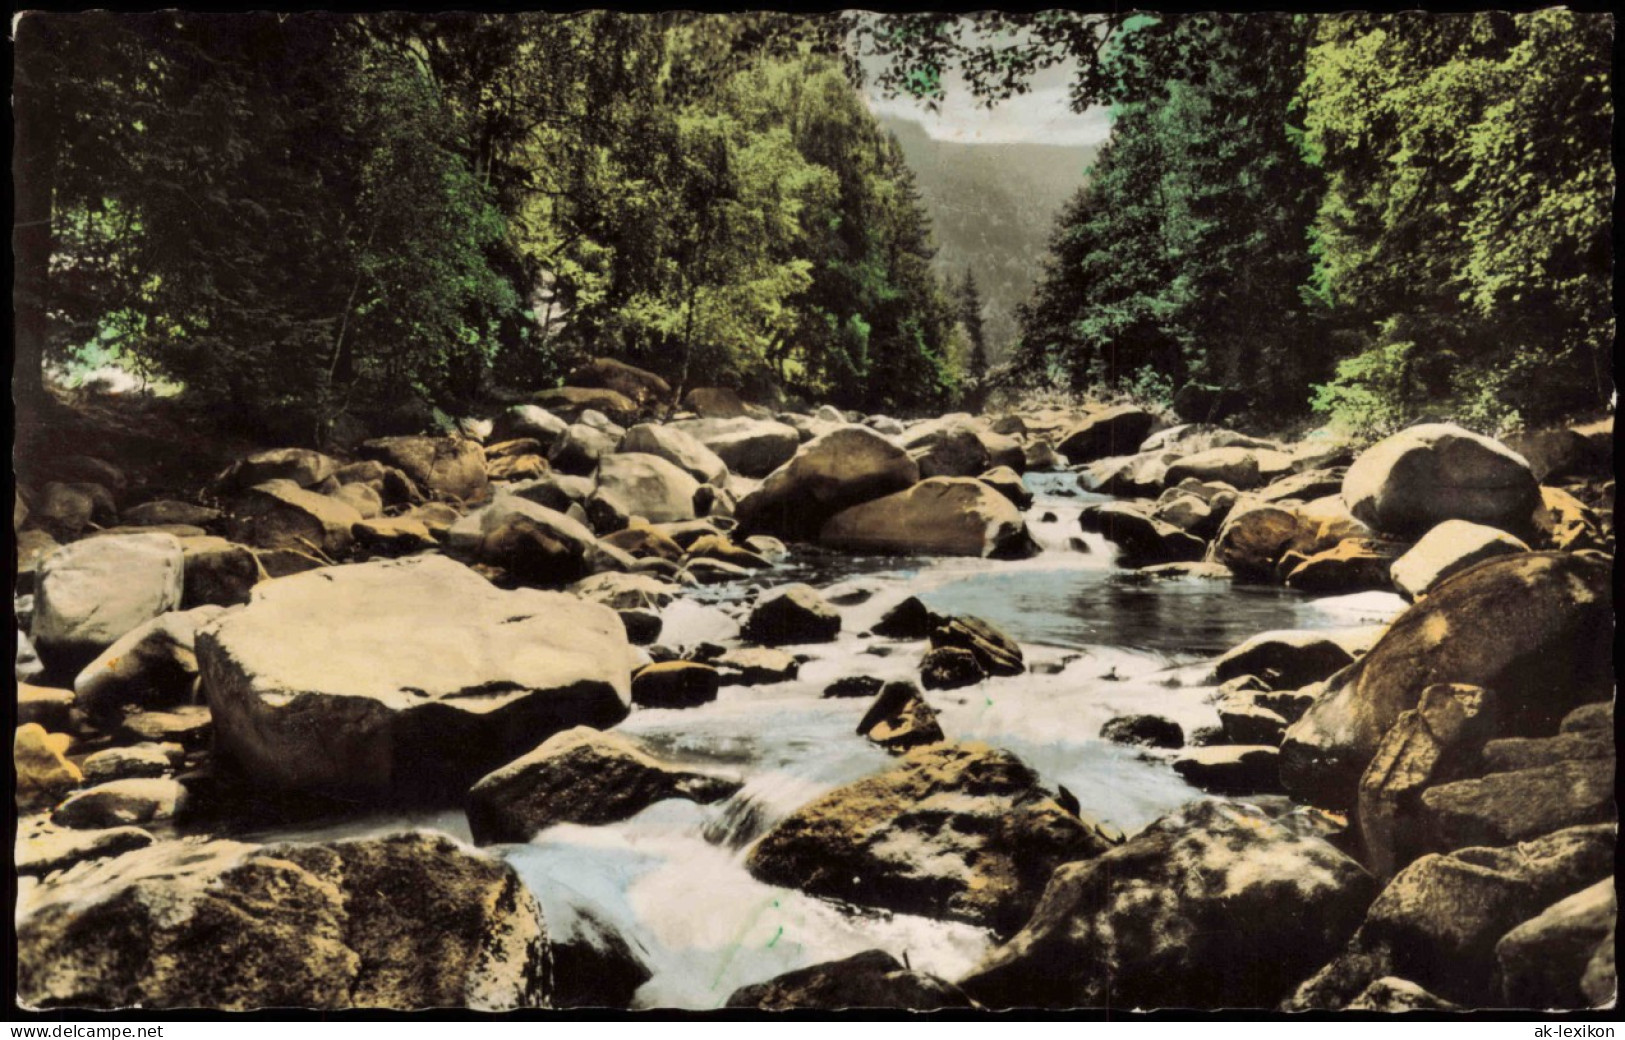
241,470,1407,1009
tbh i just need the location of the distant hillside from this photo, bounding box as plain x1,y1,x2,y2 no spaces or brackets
880,115,1100,364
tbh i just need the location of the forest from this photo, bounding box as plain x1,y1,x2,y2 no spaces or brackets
13,10,1614,442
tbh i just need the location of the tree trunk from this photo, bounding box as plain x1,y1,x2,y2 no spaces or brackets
12,16,61,422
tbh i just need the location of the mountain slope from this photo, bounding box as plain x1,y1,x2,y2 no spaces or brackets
880,114,1100,363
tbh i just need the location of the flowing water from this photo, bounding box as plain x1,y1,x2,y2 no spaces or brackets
250,471,1406,1009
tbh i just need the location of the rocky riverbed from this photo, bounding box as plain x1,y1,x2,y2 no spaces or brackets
12,360,1618,1011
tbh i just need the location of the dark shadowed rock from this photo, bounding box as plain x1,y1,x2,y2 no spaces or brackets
73,605,224,724
359,436,488,501
1077,502,1205,565
747,742,1114,935
857,681,945,752
1100,714,1184,749
824,675,885,699
631,661,721,709
742,584,841,645
566,357,671,413
979,466,1033,509
1416,756,1615,851
668,416,800,477
872,596,941,639
930,615,1024,676
921,646,984,690
1172,746,1282,794
466,727,739,844
1284,824,1615,1009
16,831,549,1010
725,950,975,1010
1212,628,1362,690
1495,879,1617,1009
1057,406,1159,464
960,800,1376,1009
1280,552,1613,810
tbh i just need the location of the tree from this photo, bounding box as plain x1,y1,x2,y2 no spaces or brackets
957,270,990,409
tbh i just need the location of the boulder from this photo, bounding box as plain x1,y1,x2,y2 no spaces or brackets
358,436,487,501
631,661,721,709
1528,485,1606,553
1173,746,1282,794
329,482,383,519
1356,683,1497,880
1078,450,1183,497
1212,629,1359,690
1342,424,1540,538
619,423,727,484
667,417,800,478
742,584,841,645
1502,426,1610,483
857,680,945,752
1207,496,1370,582
535,386,638,426
1416,757,1615,851
1078,502,1205,565
600,524,686,562
175,536,260,610
466,727,739,844
32,533,186,674
930,615,1024,677
725,950,974,1010
1281,552,1613,810
1561,701,1614,734
1285,825,1614,1009
491,404,569,449
587,453,701,530
1057,406,1159,464
736,426,919,540
547,423,621,476
1390,520,1529,600
18,683,74,731
1495,880,1617,1008
197,556,638,798
73,606,225,723
682,386,752,419
506,472,595,513
453,493,597,574
570,571,678,612
901,416,991,478
871,596,941,639
213,448,339,494
82,743,182,783
824,675,885,700
979,466,1033,509
1255,467,1347,505
1024,441,1065,472
231,481,362,557
712,648,799,686
1165,447,1296,491
1100,714,1184,749
921,646,985,690
1282,538,1401,593
15,529,61,592
1344,977,1461,1011
960,800,1376,1008
1170,385,1246,423
486,454,550,482
16,724,81,810
351,516,437,555
15,831,549,1010
565,358,672,412
52,778,189,830
117,705,212,750
683,533,769,569
747,742,1114,934
35,482,116,534
1217,697,1289,746
820,478,1036,559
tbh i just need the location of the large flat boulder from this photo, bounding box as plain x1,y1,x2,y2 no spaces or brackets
197,556,638,798
736,426,919,540
1281,552,1613,811
668,417,800,478
960,800,1376,1009
746,742,1114,934
819,477,1037,559
32,533,186,675
1342,423,1539,538
16,831,549,1010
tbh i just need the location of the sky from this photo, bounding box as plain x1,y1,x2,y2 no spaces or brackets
857,29,1114,147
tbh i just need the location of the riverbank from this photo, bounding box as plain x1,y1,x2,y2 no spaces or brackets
13,362,1617,1011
